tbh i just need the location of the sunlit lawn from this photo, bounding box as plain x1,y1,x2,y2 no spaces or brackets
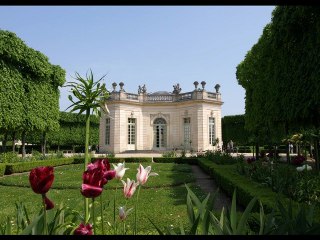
0,163,206,234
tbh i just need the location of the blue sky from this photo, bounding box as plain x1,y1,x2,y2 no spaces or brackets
0,6,275,117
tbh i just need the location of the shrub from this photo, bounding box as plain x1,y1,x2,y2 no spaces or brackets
161,151,177,158
291,155,306,166
151,157,198,165
73,157,152,165
204,151,240,165
4,158,75,175
0,152,21,163
0,163,5,177
246,157,256,164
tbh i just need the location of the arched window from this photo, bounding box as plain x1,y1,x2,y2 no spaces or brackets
153,118,167,149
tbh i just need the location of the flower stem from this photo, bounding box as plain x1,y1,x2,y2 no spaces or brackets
42,194,48,235
84,198,89,223
84,110,91,222
92,198,96,235
134,185,141,235
114,185,117,234
100,194,104,234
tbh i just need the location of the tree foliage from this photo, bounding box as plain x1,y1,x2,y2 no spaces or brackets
0,30,65,153
46,111,99,149
236,6,320,165
222,115,251,146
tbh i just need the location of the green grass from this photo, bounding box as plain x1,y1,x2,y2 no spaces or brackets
0,162,205,234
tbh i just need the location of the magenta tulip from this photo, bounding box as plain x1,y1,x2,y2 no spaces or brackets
29,166,54,194
74,223,93,235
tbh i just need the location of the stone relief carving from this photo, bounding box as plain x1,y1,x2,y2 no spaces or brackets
150,113,170,125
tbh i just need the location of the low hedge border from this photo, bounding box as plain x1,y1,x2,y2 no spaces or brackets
197,158,315,215
152,157,198,164
0,163,5,177
4,158,75,175
73,157,152,165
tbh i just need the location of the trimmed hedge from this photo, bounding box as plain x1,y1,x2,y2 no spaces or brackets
152,157,198,164
4,158,75,175
197,158,306,214
74,157,152,165
0,163,5,177
237,146,252,153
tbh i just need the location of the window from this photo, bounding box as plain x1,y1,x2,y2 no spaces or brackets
209,117,215,145
183,118,191,147
128,118,136,144
105,118,110,145
153,118,167,148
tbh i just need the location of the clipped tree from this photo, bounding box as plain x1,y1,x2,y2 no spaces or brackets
0,30,65,157
236,6,320,166
46,111,99,152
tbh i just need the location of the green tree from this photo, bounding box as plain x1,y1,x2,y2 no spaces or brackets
236,6,320,166
0,30,65,157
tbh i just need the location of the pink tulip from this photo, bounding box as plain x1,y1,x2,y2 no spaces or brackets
136,164,158,185
119,206,133,221
112,162,129,180
121,178,139,199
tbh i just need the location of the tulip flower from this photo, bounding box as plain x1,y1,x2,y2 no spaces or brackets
121,178,139,199
74,223,93,235
88,159,115,184
44,195,55,210
29,166,55,234
112,162,129,180
81,163,105,198
296,164,312,172
136,164,158,185
119,206,133,221
29,166,54,194
29,166,55,210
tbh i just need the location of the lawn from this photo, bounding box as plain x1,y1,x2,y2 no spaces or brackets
0,162,206,234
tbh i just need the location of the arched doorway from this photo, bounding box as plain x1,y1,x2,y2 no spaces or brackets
153,118,167,149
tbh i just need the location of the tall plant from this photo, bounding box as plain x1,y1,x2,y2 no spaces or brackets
65,69,109,223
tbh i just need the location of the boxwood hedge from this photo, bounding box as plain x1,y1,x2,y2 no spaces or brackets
4,157,75,175
0,163,5,177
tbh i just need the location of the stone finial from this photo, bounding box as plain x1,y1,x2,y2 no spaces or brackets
119,82,124,92
142,84,147,94
112,82,117,92
173,83,181,94
201,81,206,89
193,81,199,90
214,84,221,93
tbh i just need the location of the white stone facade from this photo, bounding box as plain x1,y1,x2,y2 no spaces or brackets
99,82,223,154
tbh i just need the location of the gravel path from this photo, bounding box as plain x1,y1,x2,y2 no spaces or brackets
190,165,243,212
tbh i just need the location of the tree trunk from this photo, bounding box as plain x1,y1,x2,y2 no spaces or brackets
22,131,26,159
2,132,8,152
314,138,319,171
41,131,47,157
12,131,16,153
255,143,260,160
285,122,290,163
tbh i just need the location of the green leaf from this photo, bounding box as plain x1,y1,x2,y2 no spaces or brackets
189,215,200,235
147,217,164,235
236,196,257,234
230,190,237,233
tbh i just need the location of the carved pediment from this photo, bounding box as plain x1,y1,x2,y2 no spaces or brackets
150,113,170,125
